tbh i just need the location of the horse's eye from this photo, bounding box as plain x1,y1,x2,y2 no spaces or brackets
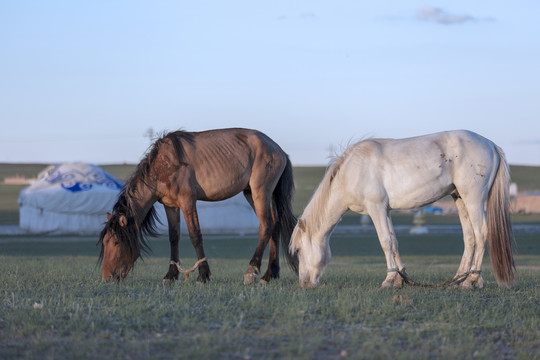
114,240,120,246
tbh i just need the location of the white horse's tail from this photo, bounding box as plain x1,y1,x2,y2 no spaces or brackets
487,147,515,287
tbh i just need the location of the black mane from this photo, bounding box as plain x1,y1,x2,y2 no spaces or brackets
97,131,192,263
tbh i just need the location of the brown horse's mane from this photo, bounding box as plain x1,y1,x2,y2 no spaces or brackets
98,130,193,263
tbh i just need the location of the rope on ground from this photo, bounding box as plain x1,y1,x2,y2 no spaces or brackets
396,268,481,288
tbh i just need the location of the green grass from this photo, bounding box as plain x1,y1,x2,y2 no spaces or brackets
292,166,326,215
1,233,539,359
509,165,540,193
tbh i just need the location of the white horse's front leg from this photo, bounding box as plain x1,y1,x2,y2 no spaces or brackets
387,213,407,288
369,208,402,289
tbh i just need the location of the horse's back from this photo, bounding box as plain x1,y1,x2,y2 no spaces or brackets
341,130,500,210
160,128,287,201
178,128,285,158
353,130,496,166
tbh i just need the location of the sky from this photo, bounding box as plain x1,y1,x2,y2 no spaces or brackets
1,1,539,166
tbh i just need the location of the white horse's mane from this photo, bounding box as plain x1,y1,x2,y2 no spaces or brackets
301,140,364,235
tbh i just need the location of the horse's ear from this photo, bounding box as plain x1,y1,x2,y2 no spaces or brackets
298,218,306,232
118,214,128,227
107,212,112,221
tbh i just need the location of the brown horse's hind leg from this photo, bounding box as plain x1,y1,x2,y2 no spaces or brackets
243,188,280,284
243,189,276,285
260,224,280,284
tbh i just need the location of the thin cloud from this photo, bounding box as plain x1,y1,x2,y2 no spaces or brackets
277,12,317,21
417,6,490,25
299,12,317,20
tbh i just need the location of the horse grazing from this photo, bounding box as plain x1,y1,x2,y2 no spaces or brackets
289,130,515,289
98,128,298,284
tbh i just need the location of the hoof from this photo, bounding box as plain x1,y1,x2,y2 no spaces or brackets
459,282,474,290
380,280,393,289
163,263,180,284
459,277,475,290
243,272,257,285
459,274,483,290
260,269,279,284
243,265,260,285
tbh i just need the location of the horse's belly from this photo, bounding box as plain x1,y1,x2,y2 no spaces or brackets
198,181,249,201
387,182,455,210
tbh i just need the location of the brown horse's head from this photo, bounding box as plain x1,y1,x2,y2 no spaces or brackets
98,212,140,282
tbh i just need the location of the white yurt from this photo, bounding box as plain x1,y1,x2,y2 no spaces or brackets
182,194,259,233
18,162,260,235
18,163,124,234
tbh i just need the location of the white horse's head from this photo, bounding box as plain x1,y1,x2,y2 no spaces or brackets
290,218,331,288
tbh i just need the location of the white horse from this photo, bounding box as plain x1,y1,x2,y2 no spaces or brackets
290,130,515,289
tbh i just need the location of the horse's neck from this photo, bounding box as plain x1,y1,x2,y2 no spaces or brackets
129,180,158,224
304,175,348,239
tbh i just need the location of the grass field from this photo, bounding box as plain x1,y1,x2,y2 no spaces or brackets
1,232,540,359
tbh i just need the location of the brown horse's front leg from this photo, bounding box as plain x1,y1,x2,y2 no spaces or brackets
163,206,181,284
182,204,211,283
196,260,211,283
163,263,180,284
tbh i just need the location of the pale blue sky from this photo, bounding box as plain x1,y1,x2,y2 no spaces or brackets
1,1,539,165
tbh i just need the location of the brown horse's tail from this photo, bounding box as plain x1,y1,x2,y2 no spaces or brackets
487,146,515,287
273,156,299,274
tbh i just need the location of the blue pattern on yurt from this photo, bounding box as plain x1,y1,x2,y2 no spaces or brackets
46,166,123,192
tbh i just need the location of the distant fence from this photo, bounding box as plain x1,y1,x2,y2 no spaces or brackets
433,194,540,215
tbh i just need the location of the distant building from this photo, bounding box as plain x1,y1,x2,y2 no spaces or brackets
4,175,36,185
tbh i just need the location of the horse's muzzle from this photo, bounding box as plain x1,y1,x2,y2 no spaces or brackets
102,271,127,282
299,277,318,289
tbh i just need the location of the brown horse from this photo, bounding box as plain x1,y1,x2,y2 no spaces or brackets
98,128,298,284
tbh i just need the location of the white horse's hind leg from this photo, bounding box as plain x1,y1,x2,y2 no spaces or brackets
460,202,488,289
453,195,476,285
369,208,403,289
